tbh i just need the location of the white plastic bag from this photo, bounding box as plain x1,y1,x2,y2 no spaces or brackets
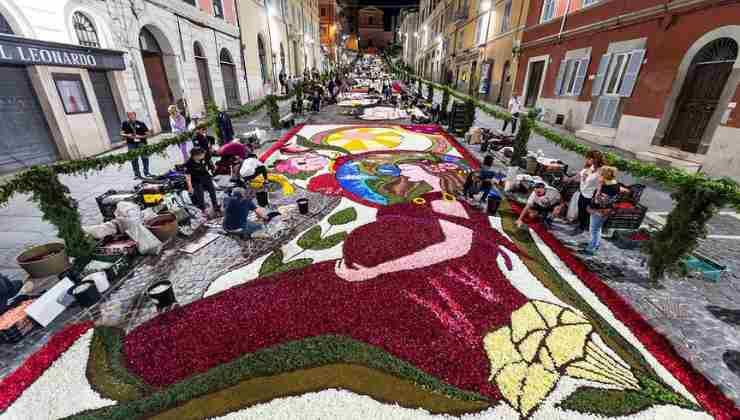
83,221,119,240
114,201,142,233
567,191,581,222
126,223,163,255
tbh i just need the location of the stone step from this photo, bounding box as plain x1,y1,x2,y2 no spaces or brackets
635,151,702,173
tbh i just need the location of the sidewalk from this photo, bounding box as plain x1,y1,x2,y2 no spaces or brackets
0,99,293,284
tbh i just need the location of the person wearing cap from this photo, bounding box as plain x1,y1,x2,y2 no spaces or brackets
516,182,561,229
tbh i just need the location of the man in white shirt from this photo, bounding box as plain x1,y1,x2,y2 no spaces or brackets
239,154,269,184
502,96,521,134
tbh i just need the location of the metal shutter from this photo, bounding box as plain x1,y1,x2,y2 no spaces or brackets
0,66,58,173
572,56,591,96
90,71,122,144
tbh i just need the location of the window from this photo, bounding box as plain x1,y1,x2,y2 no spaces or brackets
369,16,374,25
53,74,91,114
555,56,590,96
257,35,268,82
475,13,489,46
320,7,326,17
73,12,100,48
501,1,512,33
541,0,556,22
213,0,224,19
604,52,628,95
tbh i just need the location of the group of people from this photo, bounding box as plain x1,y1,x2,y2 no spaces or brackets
279,68,322,95
120,108,272,240
514,150,626,256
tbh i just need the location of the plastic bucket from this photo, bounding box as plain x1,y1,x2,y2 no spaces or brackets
297,198,309,215
256,190,269,207
147,281,177,309
69,281,101,308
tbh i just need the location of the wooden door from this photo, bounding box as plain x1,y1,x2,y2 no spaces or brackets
664,61,733,153
524,61,545,108
196,58,213,107
142,52,173,131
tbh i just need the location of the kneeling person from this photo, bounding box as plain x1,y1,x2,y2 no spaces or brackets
222,188,267,239
239,153,269,185
517,182,561,228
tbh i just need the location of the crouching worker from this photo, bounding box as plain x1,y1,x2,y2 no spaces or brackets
462,155,500,208
186,147,221,215
222,188,267,239
239,153,269,185
516,182,561,229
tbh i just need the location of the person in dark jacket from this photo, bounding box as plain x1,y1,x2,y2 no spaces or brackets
192,126,216,170
185,147,220,214
120,112,151,179
222,188,266,239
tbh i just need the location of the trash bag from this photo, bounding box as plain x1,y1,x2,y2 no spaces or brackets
567,191,580,222
126,223,163,256
114,201,143,233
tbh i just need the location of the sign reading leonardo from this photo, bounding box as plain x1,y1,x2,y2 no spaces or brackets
0,34,125,70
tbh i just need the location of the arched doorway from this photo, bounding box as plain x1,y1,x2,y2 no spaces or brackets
194,42,213,108
663,38,738,153
220,49,240,109
140,27,174,130
257,35,268,83
497,60,511,105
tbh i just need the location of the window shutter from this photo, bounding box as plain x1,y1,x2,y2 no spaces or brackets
618,49,645,97
554,59,567,96
572,56,590,96
592,96,621,127
591,53,611,97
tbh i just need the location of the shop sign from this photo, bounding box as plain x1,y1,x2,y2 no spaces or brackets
479,61,492,95
0,35,125,70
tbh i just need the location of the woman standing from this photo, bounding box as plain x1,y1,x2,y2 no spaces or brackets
568,150,604,235
581,166,620,255
168,105,188,162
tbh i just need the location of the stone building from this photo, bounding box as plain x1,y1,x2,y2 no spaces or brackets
357,6,392,52
514,0,740,179
0,0,248,173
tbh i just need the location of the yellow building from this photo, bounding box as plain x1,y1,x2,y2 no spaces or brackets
476,0,530,106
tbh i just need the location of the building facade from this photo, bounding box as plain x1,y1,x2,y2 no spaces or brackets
0,0,248,174
514,0,740,179
357,6,392,52
476,0,530,106
319,0,340,66
397,9,419,71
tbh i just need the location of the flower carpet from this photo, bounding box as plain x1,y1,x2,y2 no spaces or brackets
1,124,738,420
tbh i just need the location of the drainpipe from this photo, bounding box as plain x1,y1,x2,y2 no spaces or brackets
558,0,572,41
233,0,252,102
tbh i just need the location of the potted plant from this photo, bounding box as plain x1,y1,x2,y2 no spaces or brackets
16,243,70,278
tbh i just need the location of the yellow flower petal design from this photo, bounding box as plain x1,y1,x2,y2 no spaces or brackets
532,301,564,328
538,346,556,371
496,361,529,412
510,303,548,343
518,330,546,363
544,324,593,368
520,363,559,417
483,327,523,379
560,309,588,325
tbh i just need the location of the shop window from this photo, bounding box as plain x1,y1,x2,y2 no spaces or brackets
73,12,100,48
53,74,91,115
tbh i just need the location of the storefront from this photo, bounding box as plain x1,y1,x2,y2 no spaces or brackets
0,32,126,173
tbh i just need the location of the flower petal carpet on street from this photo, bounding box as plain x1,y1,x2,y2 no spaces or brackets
1,124,738,420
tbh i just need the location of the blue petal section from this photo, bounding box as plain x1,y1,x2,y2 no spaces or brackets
336,162,387,205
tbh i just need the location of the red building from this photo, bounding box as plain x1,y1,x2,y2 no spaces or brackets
514,0,740,180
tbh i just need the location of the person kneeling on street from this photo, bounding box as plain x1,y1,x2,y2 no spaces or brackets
222,188,267,239
462,155,500,208
516,182,561,229
186,147,221,215
239,153,269,185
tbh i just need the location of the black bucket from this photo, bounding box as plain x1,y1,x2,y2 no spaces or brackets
256,190,269,207
69,281,101,308
147,281,177,310
297,198,309,215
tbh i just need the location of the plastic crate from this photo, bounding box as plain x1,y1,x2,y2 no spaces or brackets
683,254,728,282
604,203,647,230
618,183,645,203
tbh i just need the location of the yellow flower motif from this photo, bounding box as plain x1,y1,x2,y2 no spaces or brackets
483,301,639,417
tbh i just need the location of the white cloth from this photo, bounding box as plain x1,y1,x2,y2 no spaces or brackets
579,166,600,198
508,97,521,115
240,157,261,177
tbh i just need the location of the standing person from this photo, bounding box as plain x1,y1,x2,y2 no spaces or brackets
185,147,220,215
279,70,287,95
516,182,562,229
566,150,604,235
581,167,620,255
287,76,295,95
502,96,521,134
217,138,249,177
120,112,151,179
168,105,188,163
327,78,337,104
192,126,216,170
311,88,322,112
